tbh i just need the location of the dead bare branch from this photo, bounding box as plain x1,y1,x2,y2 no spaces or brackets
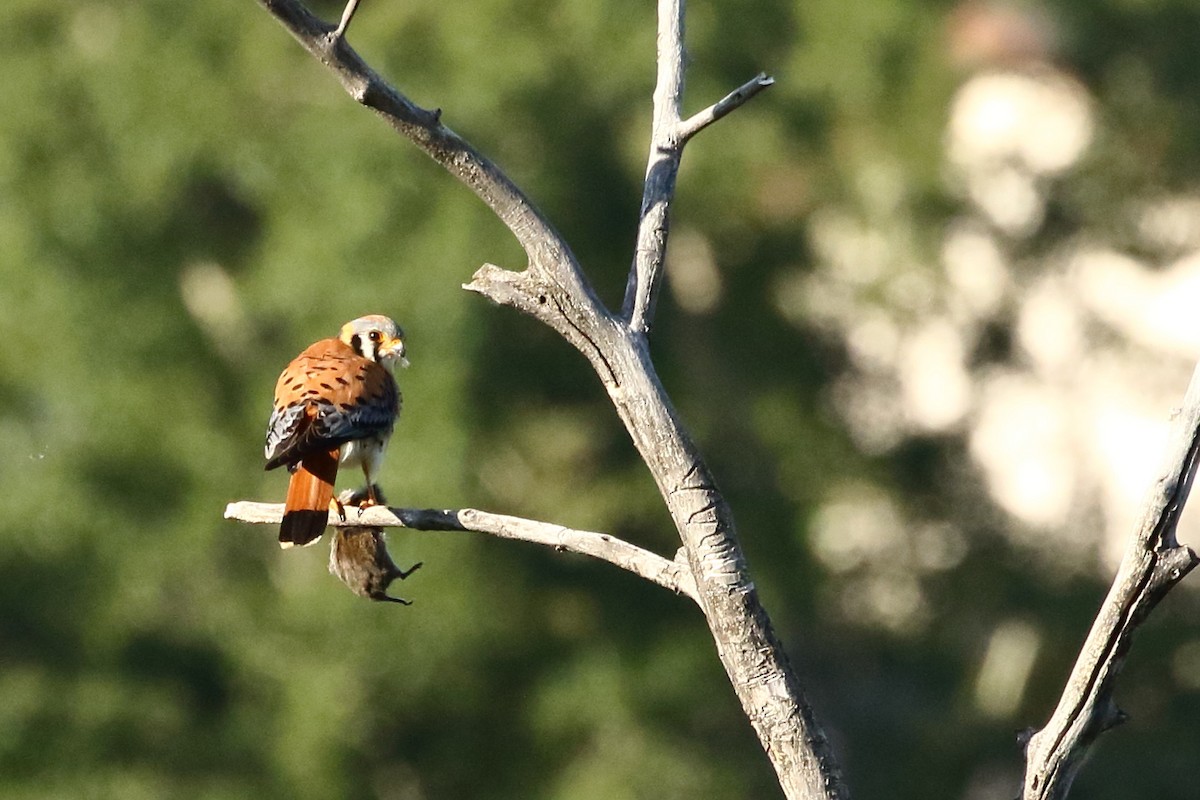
249,2,843,797
621,0,774,334
225,501,697,600
1021,361,1200,800
678,72,775,142
256,0,597,309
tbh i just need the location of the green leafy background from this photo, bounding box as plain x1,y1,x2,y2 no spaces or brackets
3,1,1200,798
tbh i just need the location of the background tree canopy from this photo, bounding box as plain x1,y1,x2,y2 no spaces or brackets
3,0,1200,798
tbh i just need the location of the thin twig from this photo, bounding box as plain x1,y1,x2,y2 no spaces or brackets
678,72,775,142
224,501,698,600
331,0,362,40
1021,361,1200,800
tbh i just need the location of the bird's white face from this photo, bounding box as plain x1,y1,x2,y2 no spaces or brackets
340,315,409,372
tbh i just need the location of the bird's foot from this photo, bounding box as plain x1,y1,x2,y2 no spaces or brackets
329,497,347,522
337,484,387,508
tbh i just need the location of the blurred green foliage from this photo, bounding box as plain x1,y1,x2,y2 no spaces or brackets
2,0,1200,798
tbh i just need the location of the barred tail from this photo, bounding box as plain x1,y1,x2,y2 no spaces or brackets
279,448,340,548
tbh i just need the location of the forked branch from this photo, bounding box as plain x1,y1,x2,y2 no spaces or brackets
621,0,773,334
247,2,844,798
1021,361,1200,799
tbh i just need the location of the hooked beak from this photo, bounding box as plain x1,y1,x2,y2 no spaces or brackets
382,337,409,368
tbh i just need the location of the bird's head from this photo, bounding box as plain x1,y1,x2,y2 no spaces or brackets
340,315,409,371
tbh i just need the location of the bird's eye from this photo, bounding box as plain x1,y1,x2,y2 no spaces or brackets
369,331,382,343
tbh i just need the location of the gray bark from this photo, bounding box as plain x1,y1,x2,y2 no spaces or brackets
1021,363,1200,799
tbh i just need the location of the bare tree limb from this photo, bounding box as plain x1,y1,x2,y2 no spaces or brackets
678,72,775,142
225,501,698,600
465,255,847,800
257,0,599,311
252,3,844,798
620,0,773,334
621,0,686,335
1021,361,1200,800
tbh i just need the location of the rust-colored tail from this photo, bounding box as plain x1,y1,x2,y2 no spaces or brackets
280,448,340,548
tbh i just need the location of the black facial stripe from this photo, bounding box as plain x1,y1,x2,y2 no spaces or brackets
350,333,365,357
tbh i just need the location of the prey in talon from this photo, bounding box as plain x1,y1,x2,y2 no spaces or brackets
264,315,408,548
329,525,423,605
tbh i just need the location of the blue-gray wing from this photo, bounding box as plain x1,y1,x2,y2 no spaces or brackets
264,337,400,471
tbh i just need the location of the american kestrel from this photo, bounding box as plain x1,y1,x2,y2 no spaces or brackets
264,315,408,548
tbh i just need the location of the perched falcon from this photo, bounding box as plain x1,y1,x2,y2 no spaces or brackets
264,315,408,548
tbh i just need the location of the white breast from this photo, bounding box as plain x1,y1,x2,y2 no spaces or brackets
340,436,388,474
